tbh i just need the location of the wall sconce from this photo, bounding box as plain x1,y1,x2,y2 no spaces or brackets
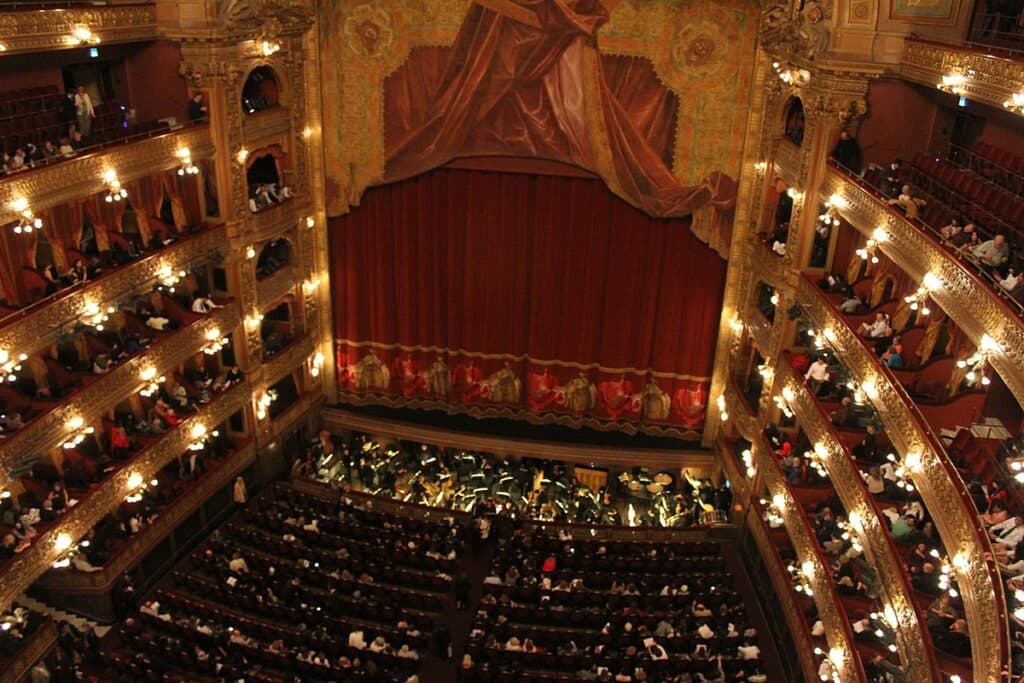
1005,92,1024,115
956,333,1002,387
772,61,810,86
62,416,95,450
157,264,186,293
236,148,249,164
856,238,880,264
139,367,165,398
741,449,755,478
752,160,767,173
10,198,42,235
54,533,73,553
757,362,774,384
302,277,321,295
260,38,281,56
716,394,728,422
903,272,940,317
0,349,27,384
245,312,264,331
245,245,256,259
774,387,794,418
769,292,780,306
728,316,744,334
79,301,114,331
0,43,6,53
937,72,969,96
188,422,219,451
176,147,199,176
302,126,313,140
103,170,127,203
202,327,229,355
125,471,158,503
785,187,803,201
310,351,325,378
255,389,278,420
66,26,100,46
305,215,315,229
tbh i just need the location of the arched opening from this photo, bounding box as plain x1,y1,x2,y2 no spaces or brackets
241,65,281,114
783,97,805,146
246,148,292,212
256,237,292,280
260,301,294,358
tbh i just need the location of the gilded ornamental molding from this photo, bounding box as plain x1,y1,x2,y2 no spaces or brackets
0,303,241,476
0,6,157,56
261,333,314,387
724,386,863,681
0,226,226,360
773,137,800,186
34,441,257,593
901,39,1024,116
256,266,298,309
0,126,214,225
245,198,313,245
0,380,252,612
0,618,56,683
746,509,820,683
822,165,1024,411
795,276,1009,682
776,363,938,681
241,107,293,145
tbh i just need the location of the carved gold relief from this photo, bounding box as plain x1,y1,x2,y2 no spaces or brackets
0,6,157,55
0,304,242,472
0,381,252,612
795,276,1009,683
0,127,214,225
901,39,1024,115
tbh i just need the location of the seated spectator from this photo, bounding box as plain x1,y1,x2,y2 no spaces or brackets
839,292,863,313
951,223,979,251
940,218,961,241
831,397,856,428
999,268,1020,292
881,336,904,369
858,313,891,338
191,293,221,314
973,234,1010,274
887,185,927,219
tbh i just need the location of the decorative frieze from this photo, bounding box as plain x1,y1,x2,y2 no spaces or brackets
795,276,1009,683
0,6,157,56
0,226,226,360
0,303,241,473
822,164,1024,412
0,126,214,225
0,380,251,612
901,39,1024,117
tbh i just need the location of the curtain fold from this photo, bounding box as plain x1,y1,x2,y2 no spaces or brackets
330,168,725,436
381,0,734,254
45,202,84,270
125,175,163,244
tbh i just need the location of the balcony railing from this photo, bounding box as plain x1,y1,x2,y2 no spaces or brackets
0,3,157,55
796,274,1009,682
900,38,1024,123
774,137,801,184
0,302,241,477
723,385,866,681
33,440,256,594
822,161,1024,412
0,616,56,683
241,107,292,144
746,498,824,683
246,196,311,243
776,362,950,682
0,122,212,224
0,379,251,612
256,265,298,309
0,223,226,355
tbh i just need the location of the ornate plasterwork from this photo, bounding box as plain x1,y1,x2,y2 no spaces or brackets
776,364,938,681
0,304,241,474
773,137,801,185
796,277,1009,682
723,386,861,681
0,227,226,361
262,334,314,387
822,166,1024,411
0,126,214,225
0,381,252,612
247,200,313,245
760,0,834,63
0,6,157,55
34,442,257,592
256,267,298,309
0,619,56,683
241,107,293,146
745,510,820,683
901,39,1024,115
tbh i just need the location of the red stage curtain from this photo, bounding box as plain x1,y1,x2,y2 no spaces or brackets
330,168,726,437
383,0,733,244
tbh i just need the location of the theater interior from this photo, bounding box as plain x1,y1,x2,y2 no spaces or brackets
0,1,1023,681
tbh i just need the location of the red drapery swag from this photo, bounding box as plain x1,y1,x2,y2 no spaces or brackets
382,0,734,254
330,168,726,437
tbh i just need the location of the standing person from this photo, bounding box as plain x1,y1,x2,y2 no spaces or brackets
233,476,247,505
74,86,95,138
59,90,77,138
188,92,208,122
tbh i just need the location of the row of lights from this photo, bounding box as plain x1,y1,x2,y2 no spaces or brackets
0,349,27,384
255,389,278,420
9,146,198,236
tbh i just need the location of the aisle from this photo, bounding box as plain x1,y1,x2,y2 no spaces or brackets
418,535,495,683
